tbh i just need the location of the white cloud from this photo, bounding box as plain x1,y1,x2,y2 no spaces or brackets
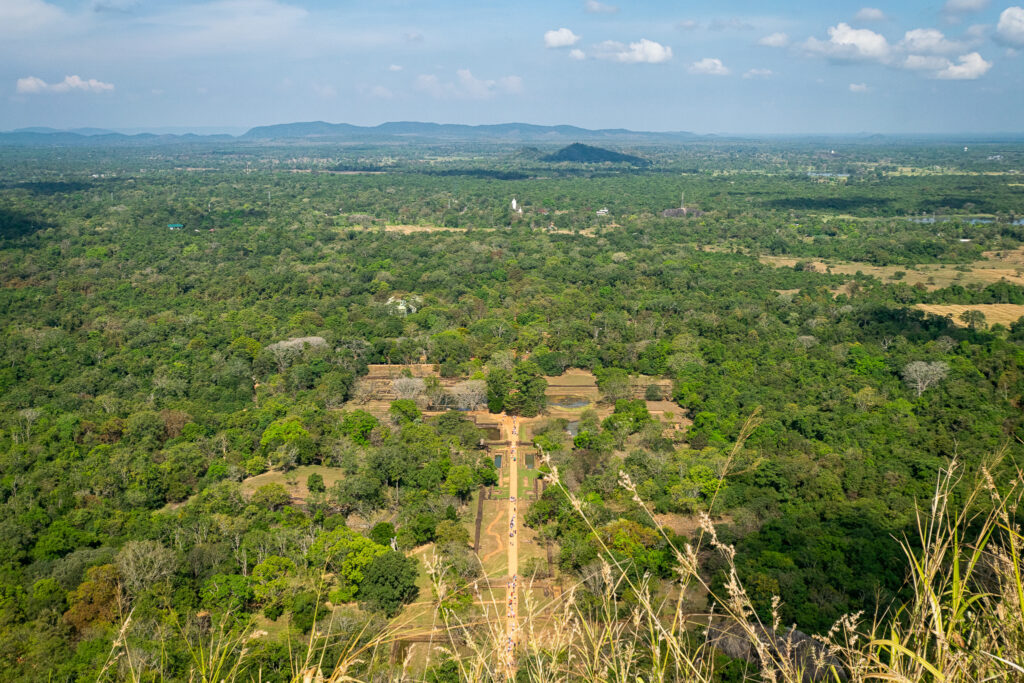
803,23,890,62
414,74,444,98
92,0,139,12
943,0,989,13
594,38,673,63
130,0,310,56
900,28,962,54
743,68,773,79
677,19,699,31
312,83,336,97
855,7,886,22
935,51,992,78
15,76,48,94
0,0,65,36
16,74,114,94
403,31,423,42
620,38,672,63
965,23,989,41
688,57,730,75
368,85,393,99
710,18,754,31
758,32,789,47
849,82,869,92
388,64,403,72
902,50,993,78
903,54,954,70
584,0,618,13
569,48,586,60
996,7,1024,46
415,69,523,99
498,75,524,94
544,28,580,48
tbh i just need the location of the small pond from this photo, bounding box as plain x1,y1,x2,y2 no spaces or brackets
548,395,592,409
482,427,502,441
908,217,999,225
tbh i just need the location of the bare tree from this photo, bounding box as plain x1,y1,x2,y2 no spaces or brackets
16,408,40,443
392,376,426,400
902,360,950,397
116,540,177,597
796,335,818,349
451,380,487,411
489,350,515,371
269,345,298,373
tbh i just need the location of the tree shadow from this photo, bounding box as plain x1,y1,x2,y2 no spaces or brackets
0,180,93,195
0,207,52,239
762,197,892,212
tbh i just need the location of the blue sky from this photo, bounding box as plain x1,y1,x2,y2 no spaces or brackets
2,0,1023,134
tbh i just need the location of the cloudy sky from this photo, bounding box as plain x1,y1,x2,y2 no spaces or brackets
2,0,1023,134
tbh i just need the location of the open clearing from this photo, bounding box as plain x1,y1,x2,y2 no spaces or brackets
761,255,1024,291
341,224,594,237
914,304,1024,327
239,465,345,501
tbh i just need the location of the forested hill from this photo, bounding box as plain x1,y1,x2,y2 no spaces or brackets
541,142,652,166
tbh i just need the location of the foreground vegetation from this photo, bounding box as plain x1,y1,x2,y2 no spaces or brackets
101,454,1024,682
1,139,1023,680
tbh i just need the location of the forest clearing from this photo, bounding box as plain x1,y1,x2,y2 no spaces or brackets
760,254,1024,290
914,303,1024,326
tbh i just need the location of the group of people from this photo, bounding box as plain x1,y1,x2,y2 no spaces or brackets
506,572,519,653
506,415,520,668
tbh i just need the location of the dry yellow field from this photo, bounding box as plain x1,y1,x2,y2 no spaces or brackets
382,224,466,233
915,304,1024,327
344,224,598,237
760,255,1024,291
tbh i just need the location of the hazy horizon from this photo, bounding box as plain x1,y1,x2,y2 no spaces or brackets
3,0,1024,135
6,120,1024,139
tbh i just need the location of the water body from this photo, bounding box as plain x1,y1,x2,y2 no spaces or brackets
908,217,1001,225
482,427,502,441
566,420,581,437
548,395,591,409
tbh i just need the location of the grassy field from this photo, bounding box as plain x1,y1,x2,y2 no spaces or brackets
239,465,345,501
915,303,1024,327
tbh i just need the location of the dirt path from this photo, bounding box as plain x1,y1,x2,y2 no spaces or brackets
504,414,520,677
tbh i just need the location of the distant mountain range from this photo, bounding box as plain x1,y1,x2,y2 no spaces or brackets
240,120,702,143
0,121,702,146
1,122,1023,146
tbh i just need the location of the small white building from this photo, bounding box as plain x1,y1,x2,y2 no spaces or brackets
596,208,609,216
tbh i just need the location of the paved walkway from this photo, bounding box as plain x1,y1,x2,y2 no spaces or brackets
503,414,520,678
